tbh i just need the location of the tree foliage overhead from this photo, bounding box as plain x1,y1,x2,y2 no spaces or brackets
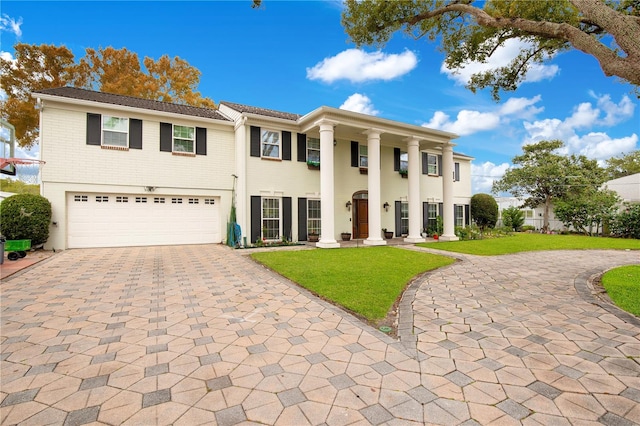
1,44,215,148
605,150,640,179
342,0,640,100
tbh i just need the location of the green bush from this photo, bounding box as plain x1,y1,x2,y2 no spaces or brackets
501,206,525,231
0,194,52,246
471,193,498,230
610,203,640,239
521,225,536,232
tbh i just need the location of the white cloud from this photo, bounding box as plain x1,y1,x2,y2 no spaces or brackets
424,95,542,136
0,14,22,38
523,94,638,161
441,38,559,86
339,93,379,116
472,161,510,194
307,49,418,83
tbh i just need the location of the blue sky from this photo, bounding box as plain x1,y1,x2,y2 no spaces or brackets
2,0,638,193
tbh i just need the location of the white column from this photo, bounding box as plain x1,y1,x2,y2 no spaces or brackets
317,120,340,248
364,129,386,246
404,137,425,243
234,117,247,246
440,144,459,241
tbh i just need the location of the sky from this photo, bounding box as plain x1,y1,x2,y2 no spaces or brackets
1,0,638,193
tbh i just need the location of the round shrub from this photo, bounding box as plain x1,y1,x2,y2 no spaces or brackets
471,193,498,230
0,194,52,246
610,203,640,239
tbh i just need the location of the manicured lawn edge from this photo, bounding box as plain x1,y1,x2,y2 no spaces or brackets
599,265,640,317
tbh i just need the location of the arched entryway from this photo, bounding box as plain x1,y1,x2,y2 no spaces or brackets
352,190,368,239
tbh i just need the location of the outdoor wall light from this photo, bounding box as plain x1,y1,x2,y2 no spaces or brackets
346,200,352,211
383,202,390,212
144,186,157,192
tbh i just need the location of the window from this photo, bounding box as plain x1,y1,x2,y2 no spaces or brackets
173,125,195,153
261,129,280,159
401,202,409,235
307,138,320,165
307,199,321,235
262,198,280,240
400,152,408,173
136,197,147,203
102,116,129,147
523,209,534,218
189,198,199,204
359,145,368,168
455,205,464,227
154,197,165,204
172,198,183,204
116,196,128,203
427,154,438,175
204,199,215,205
74,195,88,202
428,204,438,231
96,196,109,203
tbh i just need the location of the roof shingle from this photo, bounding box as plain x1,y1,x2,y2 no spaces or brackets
219,101,301,121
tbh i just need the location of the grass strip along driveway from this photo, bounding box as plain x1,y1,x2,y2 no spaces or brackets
419,232,640,255
251,246,454,321
601,265,640,316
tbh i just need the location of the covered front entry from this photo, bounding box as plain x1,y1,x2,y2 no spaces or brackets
352,191,369,239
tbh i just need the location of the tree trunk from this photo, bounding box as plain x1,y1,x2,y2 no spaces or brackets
543,196,551,232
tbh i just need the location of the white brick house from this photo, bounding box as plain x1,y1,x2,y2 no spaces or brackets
33,87,472,250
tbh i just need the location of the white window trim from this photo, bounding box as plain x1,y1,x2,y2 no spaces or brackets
455,205,464,227
427,154,438,176
307,199,321,235
102,116,129,148
173,124,195,154
400,201,409,235
261,128,281,159
359,145,368,168
400,151,408,173
261,197,281,241
307,137,320,165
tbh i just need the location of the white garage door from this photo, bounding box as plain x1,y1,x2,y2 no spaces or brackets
67,193,221,248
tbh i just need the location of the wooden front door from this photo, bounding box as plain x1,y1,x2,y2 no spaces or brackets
354,199,368,238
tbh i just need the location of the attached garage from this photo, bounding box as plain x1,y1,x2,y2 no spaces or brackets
67,193,221,248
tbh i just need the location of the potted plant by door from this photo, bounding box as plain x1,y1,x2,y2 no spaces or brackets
341,232,351,241
308,232,319,242
382,228,394,239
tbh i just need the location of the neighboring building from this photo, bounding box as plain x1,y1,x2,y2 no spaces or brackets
604,173,640,203
32,87,473,250
0,191,17,201
495,197,565,231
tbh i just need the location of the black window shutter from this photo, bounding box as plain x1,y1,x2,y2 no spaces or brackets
465,204,470,226
423,202,428,232
196,127,207,155
351,141,358,167
297,134,306,162
86,113,101,146
438,203,443,218
298,198,307,241
454,162,460,181
160,122,172,152
422,152,428,174
251,196,261,243
394,148,400,171
282,131,291,161
395,201,402,237
129,119,142,149
438,155,443,176
283,197,292,240
250,126,261,157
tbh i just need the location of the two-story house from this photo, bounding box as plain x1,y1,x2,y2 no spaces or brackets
32,87,472,250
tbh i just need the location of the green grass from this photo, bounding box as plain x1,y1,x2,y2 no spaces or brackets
251,246,454,321
601,265,640,316
418,233,640,256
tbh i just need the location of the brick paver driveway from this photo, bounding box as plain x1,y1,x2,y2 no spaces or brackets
1,245,638,425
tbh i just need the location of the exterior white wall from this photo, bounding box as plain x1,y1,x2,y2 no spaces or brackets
605,173,640,203
496,197,566,231
40,101,235,250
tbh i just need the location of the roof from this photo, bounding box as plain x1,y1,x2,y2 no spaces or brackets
219,101,301,121
34,87,230,121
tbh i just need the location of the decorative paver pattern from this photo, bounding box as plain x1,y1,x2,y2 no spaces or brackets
1,245,638,425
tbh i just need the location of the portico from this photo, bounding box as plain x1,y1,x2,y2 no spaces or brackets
300,107,460,248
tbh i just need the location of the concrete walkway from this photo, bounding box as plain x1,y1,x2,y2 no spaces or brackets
0,245,638,425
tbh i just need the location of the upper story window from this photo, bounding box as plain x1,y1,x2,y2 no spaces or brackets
173,125,195,153
427,154,438,175
261,129,280,159
400,152,408,173
307,138,320,164
359,145,368,168
103,116,129,147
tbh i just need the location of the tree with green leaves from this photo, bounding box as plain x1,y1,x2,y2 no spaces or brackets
470,193,498,230
605,150,640,179
493,139,608,232
342,0,640,100
501,206,525,231
554,188,619,235
1,44,215,148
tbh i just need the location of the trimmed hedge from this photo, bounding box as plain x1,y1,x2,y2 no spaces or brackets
0,194,52,246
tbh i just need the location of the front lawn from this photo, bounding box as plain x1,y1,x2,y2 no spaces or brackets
251,246,454,321
601,265,640,316
419,233,640,256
